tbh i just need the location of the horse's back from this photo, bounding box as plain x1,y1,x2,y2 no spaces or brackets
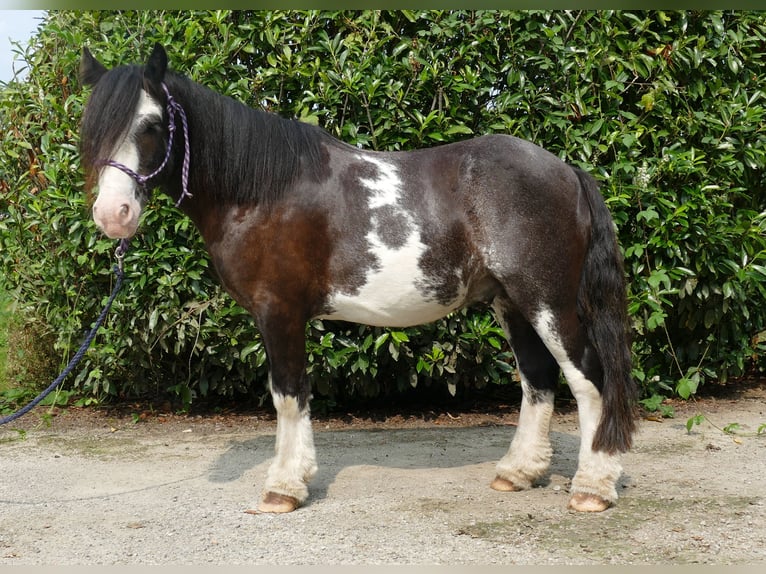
405,133,591,283
449,134,583,213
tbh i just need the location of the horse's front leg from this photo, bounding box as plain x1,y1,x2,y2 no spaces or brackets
258,388,317,513
248,312,317,514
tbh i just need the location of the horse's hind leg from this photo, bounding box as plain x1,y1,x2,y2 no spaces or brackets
490,298,559,492
533,306,622,512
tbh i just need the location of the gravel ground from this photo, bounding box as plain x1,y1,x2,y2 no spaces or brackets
1,384,764,565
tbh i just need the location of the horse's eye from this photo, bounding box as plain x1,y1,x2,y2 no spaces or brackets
137,116,162,136
144,121,162,135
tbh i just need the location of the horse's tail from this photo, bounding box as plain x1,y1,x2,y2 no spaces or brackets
574,167,637,454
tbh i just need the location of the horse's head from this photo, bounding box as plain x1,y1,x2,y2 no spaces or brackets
79,44,171,239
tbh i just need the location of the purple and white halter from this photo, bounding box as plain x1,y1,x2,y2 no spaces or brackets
97,82,191,208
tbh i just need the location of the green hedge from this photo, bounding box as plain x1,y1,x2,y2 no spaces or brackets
2,10,765,409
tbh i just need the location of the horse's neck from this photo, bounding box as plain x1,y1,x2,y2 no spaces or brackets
171,75,326,209
166,76,228,199
165,77,260,242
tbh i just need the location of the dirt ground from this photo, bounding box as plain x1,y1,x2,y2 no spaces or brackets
1,382,764,565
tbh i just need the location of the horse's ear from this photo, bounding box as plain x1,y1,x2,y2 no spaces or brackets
80,47,107,86
144,43,168,86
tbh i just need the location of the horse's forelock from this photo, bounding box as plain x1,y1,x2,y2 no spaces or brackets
80,65,145,186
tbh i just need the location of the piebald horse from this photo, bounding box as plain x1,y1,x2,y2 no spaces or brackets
79,44,636,514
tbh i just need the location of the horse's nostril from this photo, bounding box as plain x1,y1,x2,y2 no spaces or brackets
119,204,131,220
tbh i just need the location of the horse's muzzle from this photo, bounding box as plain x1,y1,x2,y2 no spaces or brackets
92,201,139,239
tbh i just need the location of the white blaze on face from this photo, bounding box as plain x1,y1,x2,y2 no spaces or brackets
92,89,162,239
322,155,465,327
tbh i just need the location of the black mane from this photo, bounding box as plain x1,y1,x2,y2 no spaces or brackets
81,63,333,206
165,72,333,206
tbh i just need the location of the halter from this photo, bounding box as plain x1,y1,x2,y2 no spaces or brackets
97,82,192,208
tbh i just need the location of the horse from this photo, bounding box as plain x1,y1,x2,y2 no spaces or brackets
79,43,636,514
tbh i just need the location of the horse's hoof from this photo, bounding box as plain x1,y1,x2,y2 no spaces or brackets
247,492,300,514
490,476,523,492
568,492,612,512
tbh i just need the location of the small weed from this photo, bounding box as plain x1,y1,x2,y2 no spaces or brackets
74,395,100,408
0,428,27,443
687,413,766,438
640,393,675,418
686,413,706,432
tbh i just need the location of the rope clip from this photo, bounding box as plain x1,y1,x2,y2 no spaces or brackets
114,238,129,272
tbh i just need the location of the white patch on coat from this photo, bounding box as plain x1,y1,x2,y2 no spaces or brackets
263,391,318,503
533,307,622,502
92,89,162,238
359,155,401,209
322,155,465,327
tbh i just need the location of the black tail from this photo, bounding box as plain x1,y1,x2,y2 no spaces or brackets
573,167,637,454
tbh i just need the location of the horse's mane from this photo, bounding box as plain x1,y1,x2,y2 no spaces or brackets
81,64,333,205
165,72,333,205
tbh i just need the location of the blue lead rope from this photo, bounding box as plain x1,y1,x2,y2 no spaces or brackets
0,239,128,426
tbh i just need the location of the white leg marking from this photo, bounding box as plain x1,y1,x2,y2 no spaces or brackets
534,308,622,502
263,392,318,503
491,298,554,488
496,379,554,489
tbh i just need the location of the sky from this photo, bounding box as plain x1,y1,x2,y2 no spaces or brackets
0,10,46,83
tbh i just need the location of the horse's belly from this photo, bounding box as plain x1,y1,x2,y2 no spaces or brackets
320,231,465,328
321,283,463,327
318,152,472,327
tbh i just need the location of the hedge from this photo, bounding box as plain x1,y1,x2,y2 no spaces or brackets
1,10,765,409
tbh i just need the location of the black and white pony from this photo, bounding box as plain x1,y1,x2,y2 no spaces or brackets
79,44,636,514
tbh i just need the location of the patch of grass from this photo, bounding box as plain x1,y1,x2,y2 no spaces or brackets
0,288,12,393
0,292,58,407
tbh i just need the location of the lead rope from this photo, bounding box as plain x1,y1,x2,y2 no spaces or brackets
0,239,129,426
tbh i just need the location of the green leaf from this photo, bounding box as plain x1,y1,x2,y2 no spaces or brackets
640,393,664,412
686,414,705,432
444,125,473,136
390,331,409,344
148,309,160,332
727,53,741,74
676,376,699,400
710,14,724,35
373,332,389,352
239,341,261,361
